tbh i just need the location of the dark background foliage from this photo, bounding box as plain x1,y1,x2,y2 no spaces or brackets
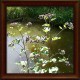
7,6,73,26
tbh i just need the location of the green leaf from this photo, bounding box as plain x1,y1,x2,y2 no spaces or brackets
8,43,14,47
12,39,20,44
45,37,50,42
27,31,31,33
44,15,48,20
20,49,26,54
63,24,67,29
42,24,50,27
51,18,56,21
19,27,23,31
52,37,61,41
59,26,63,29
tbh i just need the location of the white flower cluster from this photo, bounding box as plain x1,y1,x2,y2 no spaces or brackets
20,61,27,67
26,22,32,26
59,50,65,55
50,58,57,63
10,22,19,26
35,36,47,43
38,13,55,20
49,66,59,73
64,22,74,30
58,57,68,62
43,27,51,33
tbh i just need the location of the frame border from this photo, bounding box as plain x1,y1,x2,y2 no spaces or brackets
0,1,80,79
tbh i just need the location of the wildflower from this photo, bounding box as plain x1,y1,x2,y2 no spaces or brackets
35,54,40,57
68,22,74,30
38,13,55,20
40,69,47,73
43,27,51,33
26,22,32,26
60,50,65,55
65,61,71,66
43,60,48,64
40,36,47,41
51,58,57,63
29,52,34,58
38,14,44,19
51,66,59,72
42,64,46,67
20,61,27,67
49,68,53,73
40,46,49,54
36,36,40,40
47,13,55,19
64,22,74,30
49,66,59,73
10,22,18,26
64,22,69,25
39,59,44,62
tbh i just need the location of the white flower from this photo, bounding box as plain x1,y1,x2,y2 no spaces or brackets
26,22,32,26
29,53,34,58
60,50,65,55
10,22,18,26
52,66,59,72
42,64,46,67
43,60,48,64
51,58,57,63
39,59,44,61
59,57,67,62
20,61,27,66
33,66,39,73
49,68,52,73
38,14,44,19
43,27,51,33
49,67,59,73
36,36,40,40
40,69,45,73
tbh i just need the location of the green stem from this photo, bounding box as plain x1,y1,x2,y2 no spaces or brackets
20,31,29,73
18,43,24,48
54,28,65,37
15,27,30,73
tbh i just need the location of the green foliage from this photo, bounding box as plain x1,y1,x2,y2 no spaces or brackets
52,37,61,41
7,7,73,25
42,23,50,27
12,39,20,44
